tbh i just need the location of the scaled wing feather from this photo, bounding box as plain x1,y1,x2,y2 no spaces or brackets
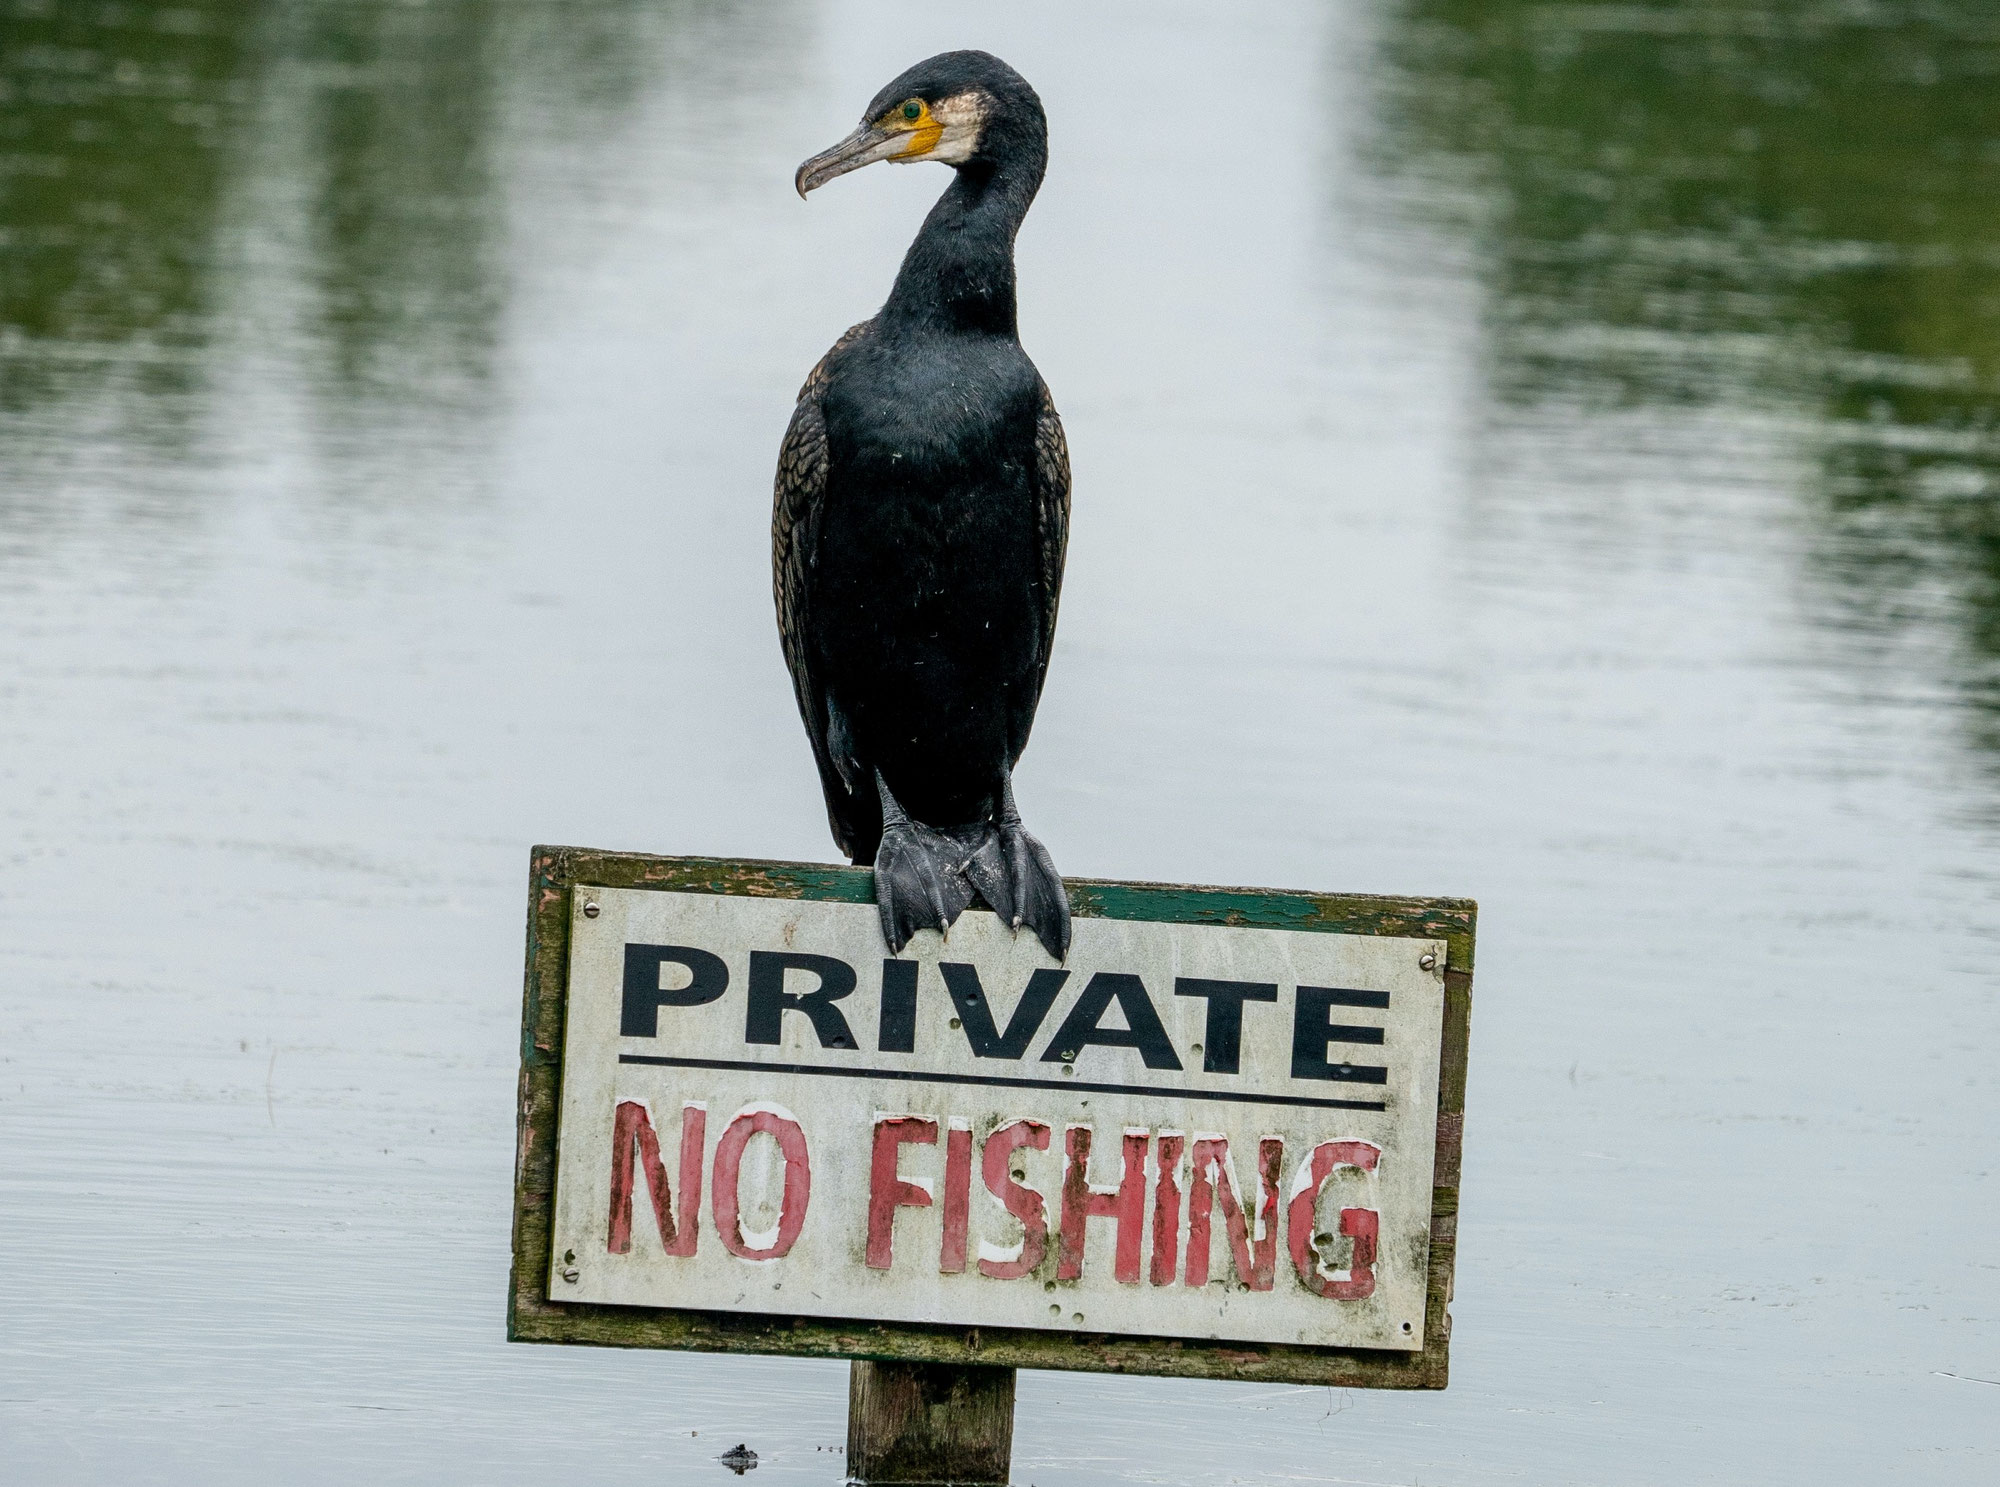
773,320,873,856
1030,380,1072,693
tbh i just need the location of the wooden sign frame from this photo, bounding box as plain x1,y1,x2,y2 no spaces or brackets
509,846,1474,1388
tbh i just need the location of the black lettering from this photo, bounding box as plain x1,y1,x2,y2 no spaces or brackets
1173,978,1278,1074
940,963,1068,1059
1290,986,1389,1084
1040,972,1183,1071
621,944,729,1037
877,958,919,1053
746,950,858,1049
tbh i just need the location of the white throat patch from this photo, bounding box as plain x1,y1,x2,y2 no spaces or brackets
926,91,986,165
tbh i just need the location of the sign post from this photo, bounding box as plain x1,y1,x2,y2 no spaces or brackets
510,848,1474,1481
847,1358,1015,1483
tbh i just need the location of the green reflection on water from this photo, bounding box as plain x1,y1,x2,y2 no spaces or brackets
0,0,253,408
1373,0,2000,771
0,0,676,509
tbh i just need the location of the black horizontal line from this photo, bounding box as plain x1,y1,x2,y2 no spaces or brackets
615,1054,1388,1112
1308,986,1392,1009
1324,1026,1387,1046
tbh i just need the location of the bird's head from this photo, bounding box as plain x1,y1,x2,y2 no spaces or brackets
795,50,1044,199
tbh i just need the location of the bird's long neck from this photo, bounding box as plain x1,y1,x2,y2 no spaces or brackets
880,154,1041,338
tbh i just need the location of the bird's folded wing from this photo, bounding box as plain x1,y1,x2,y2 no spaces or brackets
1031,379,1072,687
773,320,873,853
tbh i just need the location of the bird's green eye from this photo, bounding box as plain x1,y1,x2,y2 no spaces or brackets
902,100,922,121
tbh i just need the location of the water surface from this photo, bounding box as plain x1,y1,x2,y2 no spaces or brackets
2,2,1995,1482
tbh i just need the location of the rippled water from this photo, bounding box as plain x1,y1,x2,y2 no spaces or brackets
3,2,1995,1482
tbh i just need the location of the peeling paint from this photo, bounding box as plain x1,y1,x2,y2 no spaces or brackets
509,851,1474,1388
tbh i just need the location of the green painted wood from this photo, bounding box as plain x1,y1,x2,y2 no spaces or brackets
508,845,1476,1388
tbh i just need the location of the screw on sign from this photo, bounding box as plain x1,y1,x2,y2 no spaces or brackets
509,854,1473,1486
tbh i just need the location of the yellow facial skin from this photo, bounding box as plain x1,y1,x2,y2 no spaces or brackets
875,98,945,160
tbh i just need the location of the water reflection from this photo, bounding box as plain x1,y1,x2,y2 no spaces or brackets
3,3,1994,1482
0,0,252,411
0,0,681,533
271,2,504,416
1368,0,2000,786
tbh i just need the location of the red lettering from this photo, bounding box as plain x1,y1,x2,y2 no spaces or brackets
1287,1139,1380,1299
712,1106,811,1260
1183,1135,1282,1291
607,1099,705,1257
939,1119,973,1274
1149,1132,1185,1287
977,1119,1050,1280
866,1115,938,1269
1058,1125,1149,1283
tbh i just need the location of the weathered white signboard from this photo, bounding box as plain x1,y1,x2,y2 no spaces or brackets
512,851,1473,1387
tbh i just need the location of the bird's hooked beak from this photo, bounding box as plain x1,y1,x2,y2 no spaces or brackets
795,122,912,198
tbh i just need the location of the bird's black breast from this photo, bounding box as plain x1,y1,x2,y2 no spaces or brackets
808,329,1048,823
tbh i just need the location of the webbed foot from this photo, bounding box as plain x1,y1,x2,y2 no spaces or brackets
964,774,1071,960
873,771,978,953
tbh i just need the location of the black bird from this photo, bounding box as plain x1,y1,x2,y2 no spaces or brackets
776,51,1071,958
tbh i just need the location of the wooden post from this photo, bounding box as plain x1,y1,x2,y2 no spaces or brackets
847,1359,1015,1485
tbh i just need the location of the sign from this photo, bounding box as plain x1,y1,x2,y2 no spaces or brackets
510,850,1474,1388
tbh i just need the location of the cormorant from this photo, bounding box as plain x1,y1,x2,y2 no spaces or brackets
776,50,1071,958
